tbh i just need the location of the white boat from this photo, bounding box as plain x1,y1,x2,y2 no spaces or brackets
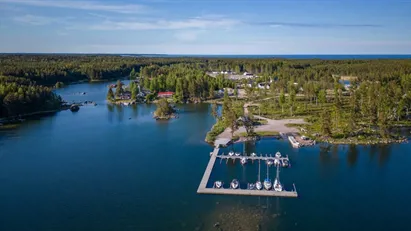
230,179,239,189
273,179,283,192
266,159,273,166
228,151,234,156
274,158,280,166
214,181,223,189
275,152,282,158
282,159,289,167
251,152,257,157
235,152,241,156
273,165,283,192
256,181,263,190
240,157,247,165
248,183,256,190
264,178,272,190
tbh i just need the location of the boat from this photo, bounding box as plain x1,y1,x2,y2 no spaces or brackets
274,158,280,166
70,104,80,112
235,152,241,156
228,151,234,156
275,152,282,158
264,178,272,190
248,183,256,190
264,160,272,190
288,136,300,148
266,159,273,166
251,152,257,157
214,181,223,189
230,179,239,189
273,165,283,192
256,181,263,190
282,159,289,167
240,157,247,165
273,178,283,192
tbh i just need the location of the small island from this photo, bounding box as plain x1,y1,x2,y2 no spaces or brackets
153,98,176,120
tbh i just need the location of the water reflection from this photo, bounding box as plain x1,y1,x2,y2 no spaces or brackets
346,145,358,167
378,145,391,166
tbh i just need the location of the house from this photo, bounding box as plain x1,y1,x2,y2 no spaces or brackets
120,91,131,100
158,91,175,98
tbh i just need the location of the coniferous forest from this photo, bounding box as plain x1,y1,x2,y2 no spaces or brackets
1,54,411,144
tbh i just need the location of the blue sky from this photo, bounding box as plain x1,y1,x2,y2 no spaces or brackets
0,0,410,54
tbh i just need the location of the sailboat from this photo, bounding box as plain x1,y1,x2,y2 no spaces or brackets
273,165,283,192
240,157,247,165
214,181,223,189
230,179,239,189
263,162,272,190
256,160,263,190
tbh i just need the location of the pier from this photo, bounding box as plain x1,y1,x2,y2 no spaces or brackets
197,147,298,198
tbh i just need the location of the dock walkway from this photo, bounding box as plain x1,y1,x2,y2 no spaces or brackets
197,148,298,197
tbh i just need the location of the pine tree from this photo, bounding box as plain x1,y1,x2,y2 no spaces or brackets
318,89,326,107
211,102,218,120
173,79,184,103
321,109,332,136
107,88,115,102
279,90,286,114
115,80,123,97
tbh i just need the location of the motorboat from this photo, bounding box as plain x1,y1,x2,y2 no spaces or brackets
228,151,234,156
256,181,263,190
235,152,241,156
273,178,283,192
214,181,223,189
251,152,257,157
248,183,256,190
230,179,239,189
264,178,272,190
266,159,273,166
240,157,247,165
282,159,289,167
275,152,282,158
274,158,280,166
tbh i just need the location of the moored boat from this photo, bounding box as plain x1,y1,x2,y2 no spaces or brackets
273,179,283,192
230,179,239,189
282,159,289,167
251,152,257,157
214,181,223,189
266,159,273,166
256,181,263,190
240,157,247,165
274,158,280,166
275,151,282,158
264,178,272,190
248,183,256,190
228,151,234,156
235,152,241,156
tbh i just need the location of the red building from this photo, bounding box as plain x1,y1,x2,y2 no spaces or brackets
157,91,175,98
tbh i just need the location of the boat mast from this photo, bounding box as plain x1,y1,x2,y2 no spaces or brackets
276,164,280,182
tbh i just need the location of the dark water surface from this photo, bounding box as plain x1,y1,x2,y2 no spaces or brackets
1,81,411,231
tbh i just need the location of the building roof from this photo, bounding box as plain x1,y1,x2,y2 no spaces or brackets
158,91,175,96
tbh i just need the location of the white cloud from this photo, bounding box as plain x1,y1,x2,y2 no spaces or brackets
174,30,204,42
87,18,239,30
0,0,147,14
13,14,57,25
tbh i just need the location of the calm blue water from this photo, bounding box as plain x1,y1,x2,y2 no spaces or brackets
1,81,411,230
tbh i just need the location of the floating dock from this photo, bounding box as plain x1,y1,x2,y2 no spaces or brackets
197,148,298,197
217,154,290,162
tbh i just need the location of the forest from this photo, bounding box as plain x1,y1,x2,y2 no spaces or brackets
1,54,411,143
0,76,61,118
